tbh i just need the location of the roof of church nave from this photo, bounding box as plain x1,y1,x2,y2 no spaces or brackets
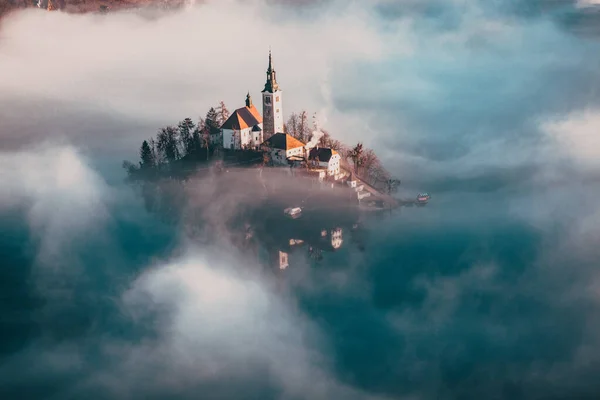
221,94,263,130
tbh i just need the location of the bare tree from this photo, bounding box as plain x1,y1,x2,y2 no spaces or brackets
384,178,401,195
298,111,310,143
149,138,158,168
318,131,331,147
318,129,344,152
349,142,364,174
360,149,379,179
216,101,230,126
285,113,299,138
199,121,210,161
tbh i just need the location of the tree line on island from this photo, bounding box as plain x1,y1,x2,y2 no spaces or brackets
124,102,400,195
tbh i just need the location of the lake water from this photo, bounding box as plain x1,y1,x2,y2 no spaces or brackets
1,175,599,399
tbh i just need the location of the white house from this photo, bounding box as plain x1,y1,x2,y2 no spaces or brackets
308,147,341,177
221,93,263,150
331,228,343,250
262,133,305,166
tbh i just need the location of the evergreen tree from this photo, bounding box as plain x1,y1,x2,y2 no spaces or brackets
205,107,220,134
178,118,195,157
122,160,138,178
204,108,220,159
189,127,203,159
139,140,155,169
156,126,180,163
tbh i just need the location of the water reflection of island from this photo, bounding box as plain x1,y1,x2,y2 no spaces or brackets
136,168,373,270
244,199,367,270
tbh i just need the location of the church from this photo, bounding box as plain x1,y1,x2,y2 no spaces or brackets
221,50,285,150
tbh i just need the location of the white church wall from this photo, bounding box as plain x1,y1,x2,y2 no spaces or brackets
223,128,235,150
240,128,250,149
273,91,284,134
224,127,262,150
285,146,303,159
251,123,264,149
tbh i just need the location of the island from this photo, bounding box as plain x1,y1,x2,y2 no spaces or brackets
123,51,403,270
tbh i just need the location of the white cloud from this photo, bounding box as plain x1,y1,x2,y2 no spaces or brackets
577,0,600,7
0,144,109,256
542,109,600,169
0,143,113,311
0,140,386,398
69,247,390,399
0,1,398,147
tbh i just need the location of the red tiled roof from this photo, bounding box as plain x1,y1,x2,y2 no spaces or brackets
221,104,263,130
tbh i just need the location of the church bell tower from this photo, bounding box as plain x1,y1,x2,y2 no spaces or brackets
262,50,284,140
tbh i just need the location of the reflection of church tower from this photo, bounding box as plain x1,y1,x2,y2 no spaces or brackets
278,251,288,270
268,248,289,270
262,50,284,140
47,0,57,10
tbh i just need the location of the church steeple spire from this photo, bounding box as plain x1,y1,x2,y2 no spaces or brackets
245,92,252,107
261,49,284,139
268,49,273,73
262,49,280,93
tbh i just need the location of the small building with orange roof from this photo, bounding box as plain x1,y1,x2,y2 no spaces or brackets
308,147,341,177
221,93,264,150
261,133,306,166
